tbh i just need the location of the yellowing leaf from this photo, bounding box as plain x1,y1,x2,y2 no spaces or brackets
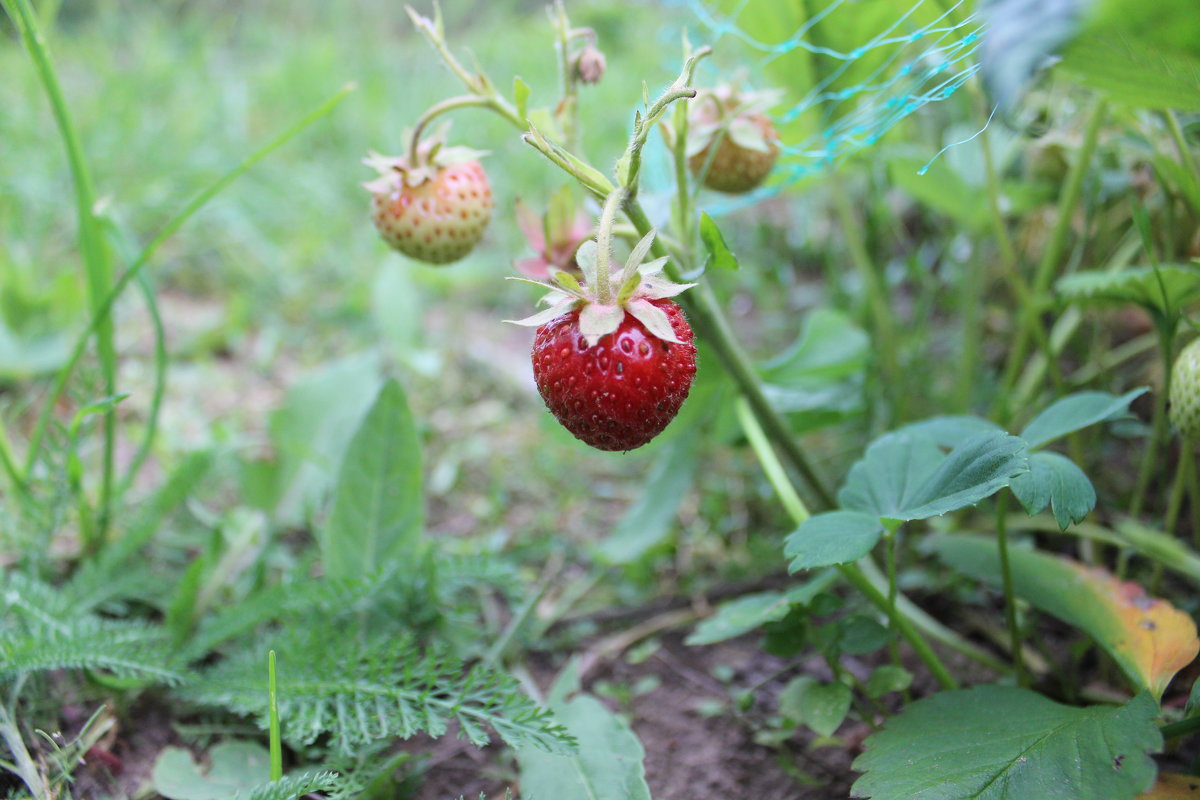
1139,773,1200,799
1071,563,1200,700
935,536,1200,697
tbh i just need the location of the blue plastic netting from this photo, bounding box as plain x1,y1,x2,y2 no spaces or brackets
670,0,990,202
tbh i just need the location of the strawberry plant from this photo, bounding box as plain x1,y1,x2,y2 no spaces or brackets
4,0,1200,798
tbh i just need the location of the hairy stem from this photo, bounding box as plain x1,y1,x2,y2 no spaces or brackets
406,94,500,167
594,188,626,304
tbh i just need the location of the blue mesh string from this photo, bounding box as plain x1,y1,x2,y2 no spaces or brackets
667,0,991,210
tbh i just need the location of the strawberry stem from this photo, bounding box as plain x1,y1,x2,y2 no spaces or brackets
594,187,626,306
406,94,498,168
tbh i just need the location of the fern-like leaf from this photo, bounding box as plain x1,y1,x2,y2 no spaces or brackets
243,771,344,800
178,627,574,756
1,574,180,683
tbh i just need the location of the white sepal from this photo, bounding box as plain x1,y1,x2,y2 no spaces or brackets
728,117,771,153
504,275,559,292
637,256,670,278
623,229,657,283
639,276,696,300
627,298,682,344
578,303,625,346
506,298,578,327
576,240,599,288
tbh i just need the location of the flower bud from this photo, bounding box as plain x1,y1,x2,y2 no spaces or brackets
573,46,606,85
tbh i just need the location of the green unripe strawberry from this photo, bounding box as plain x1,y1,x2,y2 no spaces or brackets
1170,338,1200,439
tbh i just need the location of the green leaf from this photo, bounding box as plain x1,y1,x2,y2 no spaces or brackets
934,535,1200,697
1061,36,1200,111
760,308,869,384
1010,451,1096,529
513,76,531,121
699,212,738,271
518,663,651,800
267,352,383,525
181,626,571,755
838,431,1028,521
896,415,1003,449
1019,389,1148,449
785,510,885,570
321,379,423,581
836,615,893,655
1057,265,1200,317
152,741,270,800
686,570,837,646
244,772,344,800
1186,675,1200,717
851,687,1160,800
778,676,851,737
596,435,697,565
864,665,913,699
1153,154,1200,216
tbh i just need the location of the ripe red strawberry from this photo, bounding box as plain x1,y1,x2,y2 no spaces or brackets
363,134,493,265
687,84,782,194
511,231,697,451
532,298,696,451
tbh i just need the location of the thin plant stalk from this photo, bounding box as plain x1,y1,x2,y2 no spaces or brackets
1163,110,1197,179
994,494,1027,686
885,529,902,670
997,100,1107,423
406,94,501,163
0,420,29,506
0,700,46,799
978,119,1065,401
1165,440,1191,535
21,84,356,482
5,0,119,538
268,650,282,782
116,272,167,499
831,177,904,422
1130,320,1176,517
1161,714,1200,741
735,399,958,690
1187,440,1200,547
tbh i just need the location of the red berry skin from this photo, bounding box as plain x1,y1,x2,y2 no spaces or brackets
370,161,493,265
532,299,697,451
688,114,779,194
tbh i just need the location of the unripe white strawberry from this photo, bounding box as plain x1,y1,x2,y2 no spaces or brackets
1170,338,1200,439
363,130,493,265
